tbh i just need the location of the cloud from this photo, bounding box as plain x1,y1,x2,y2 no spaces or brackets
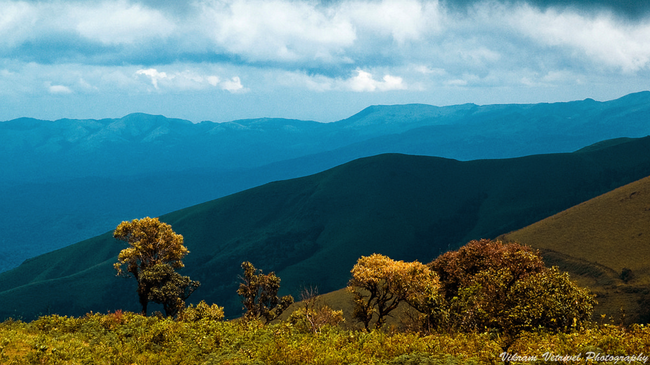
207,76,220,87
507,4,650,72
2,0,650,122
73,1,175,45
136,68,169,89
3,0,650,76
0,1,40,48
279,68,407,92
446,79,468,87
0,0,175,50
413,65,447,75
136,67,245,92
444,0,650,20
46,83,73,94
347,69,407,92
220,76,246,93
340,0,443,44
198,0,357,63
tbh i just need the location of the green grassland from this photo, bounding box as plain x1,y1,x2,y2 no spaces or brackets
1,136,650,321
0,312,649,364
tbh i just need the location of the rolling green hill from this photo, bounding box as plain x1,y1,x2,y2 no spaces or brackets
1,136,650,321
500,174,650,323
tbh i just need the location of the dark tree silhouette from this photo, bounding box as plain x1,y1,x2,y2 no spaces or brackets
237,261,293,323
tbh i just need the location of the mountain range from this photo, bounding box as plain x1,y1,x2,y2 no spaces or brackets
0,135,649,321
1,91,650,272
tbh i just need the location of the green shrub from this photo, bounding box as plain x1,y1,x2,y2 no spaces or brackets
178,300,225,322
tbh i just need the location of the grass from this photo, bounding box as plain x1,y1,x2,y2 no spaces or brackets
0,311,649,364
501,175,650,323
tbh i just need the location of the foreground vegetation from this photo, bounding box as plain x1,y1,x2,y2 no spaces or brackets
0,312,648,364
2,221,648,363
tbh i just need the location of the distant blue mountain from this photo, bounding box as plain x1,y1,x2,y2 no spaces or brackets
0,91,649,271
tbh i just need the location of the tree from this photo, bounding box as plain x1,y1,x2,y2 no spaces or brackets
114,217,197,316
428,239,595,350
139,263,200,318
347,253,440,331
237,261,294,323
430,239,545,303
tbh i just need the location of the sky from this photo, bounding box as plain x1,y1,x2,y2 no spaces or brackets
1,0,649,123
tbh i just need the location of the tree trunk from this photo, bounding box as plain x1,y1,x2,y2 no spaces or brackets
139,291,148,315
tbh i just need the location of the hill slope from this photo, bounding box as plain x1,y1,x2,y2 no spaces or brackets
500,175,650,323
1,137,650,321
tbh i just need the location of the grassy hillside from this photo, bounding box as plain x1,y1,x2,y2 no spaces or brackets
500,175,650,323
1,136,650,321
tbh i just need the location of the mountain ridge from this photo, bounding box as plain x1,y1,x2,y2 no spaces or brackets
1,91,649,273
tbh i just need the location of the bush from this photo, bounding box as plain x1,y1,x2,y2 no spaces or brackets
178,300,225,322
428,239,595,350
287,305,345,334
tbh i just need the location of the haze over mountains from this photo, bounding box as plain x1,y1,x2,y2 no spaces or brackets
1,92,650,272
0,135,649,321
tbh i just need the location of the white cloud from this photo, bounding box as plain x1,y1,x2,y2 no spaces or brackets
137,68,169,89
0,1,175,49
136,67,244,92
207,76,220,87
347,69,407,92
220,76,246,93
77,78,97,91
413,65,447,76
73,1,175,45
199,0,356,62
340,0,443,44
446,79,468,87
3,0,650,76
46,83,73,94
507,4,650,72
279,69,407,92
0,1,41,47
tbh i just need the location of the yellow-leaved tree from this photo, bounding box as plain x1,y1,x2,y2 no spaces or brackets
114,217,199,316
347,253,440,331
